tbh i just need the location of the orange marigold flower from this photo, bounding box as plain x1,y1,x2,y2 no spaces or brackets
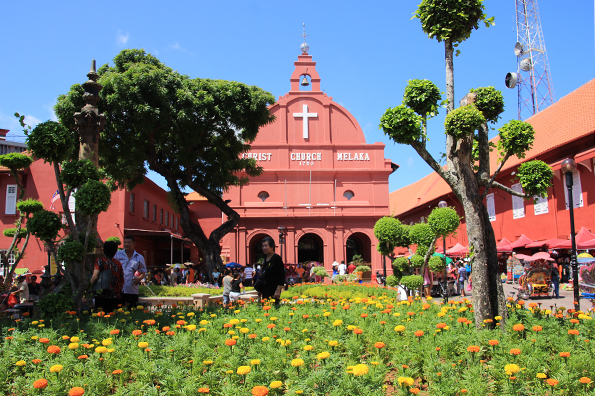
162,326,170,331
580,377,592,384
374,342,385,349
132,330,142,336
39,338,50,344
198,387,210,393
343,305,350,310
283,327,290,331
512,324,525,332
559,352,570,358
489,340,499,346
176,320,186,325
78,355,88,360
467,346,480,353
251,385,269,396
457,317,466,323
436,323,447,329
461,390,468,394
69,387,85,396
532,325,543,332
267,324,276,329
353,328,363,335
32,359,41,364
248,334,257,339
225,339,237,346
510,348,521,355
166,331,176,336
47,345,61,354
414,330,424,337
33,379,48,389
112,369,123,375
410,388,420,394
110,329,120,335
570,319,579,324
568,329,580,336
546,378,559,386
407,312,415,316
143,320,156,326
361,313,368,318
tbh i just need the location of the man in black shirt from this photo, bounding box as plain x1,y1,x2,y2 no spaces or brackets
28,275,41,300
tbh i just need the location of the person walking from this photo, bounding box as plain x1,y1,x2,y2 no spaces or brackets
551,264,560,299
457,262,467,297
243,264,254,287
114,236,146,307
222,269,233,306
256,237,286,302
91,240,124,313
338,261,347,276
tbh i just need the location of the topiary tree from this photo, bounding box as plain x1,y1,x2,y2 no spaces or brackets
380,0,553,327
0,151,42,287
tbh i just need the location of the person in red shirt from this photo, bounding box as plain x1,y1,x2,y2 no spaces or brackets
347,262,357,274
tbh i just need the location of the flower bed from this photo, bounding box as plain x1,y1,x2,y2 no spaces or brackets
0,284,594,395
139,284,254,297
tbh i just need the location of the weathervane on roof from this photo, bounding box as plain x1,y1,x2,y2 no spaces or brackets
300,23,309,54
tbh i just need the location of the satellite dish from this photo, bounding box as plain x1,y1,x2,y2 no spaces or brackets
505,72,517,89
520,58,532,71
514,42,524,56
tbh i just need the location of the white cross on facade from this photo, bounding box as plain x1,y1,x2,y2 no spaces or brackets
293,104,318,139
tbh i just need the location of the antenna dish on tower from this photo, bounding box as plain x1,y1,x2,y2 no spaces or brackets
514,42,524,56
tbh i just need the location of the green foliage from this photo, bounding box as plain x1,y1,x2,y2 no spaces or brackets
27,210,62,243
74,180,111,215
3,227,27,238
106,236,122,246
400,274,424,290
444,104,485,138
392,257,410,272
497,120,535,159
470,87,504,124
15,199,44,216
414,0,491,44
427,206,460,237
311,266,329,278
355,265,371,273
385,274,401,287
516,160,554,199
409,254,424,269
26,120,76,164
428,256,447,272
409,223,435,257
60,159,102,188
37,285,74,319
57,241,86,263
403,79,442,117
351,254,364,264
0,153,32,172
379,105,424,144
373,217,410,251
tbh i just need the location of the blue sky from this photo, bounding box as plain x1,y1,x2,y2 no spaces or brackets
0,1,593,194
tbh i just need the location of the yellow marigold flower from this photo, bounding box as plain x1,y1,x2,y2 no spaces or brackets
15,360,26,367
291,359,304,367
347,325,356,331
69,343,79,350
352,364,369,376
329,340,338,347
187,312,195,317
237,365,251,375
437,312,446,317
31,321,39,325
394,325,406,333
495,316,502,320
95,346,108,354
250,359,260,366
262,337,270,342
397,377,414,387
240,328,249,334
71,337,80,343
536,373,547,379
230,319,240,325
333,320,343,326
50,364,63,373
240,319,248,322
102,339,112,346
270,381,283,389
317,351,330,360
323,312,331,317
138,342,149,349
504,364,520,376
186,325,197,331
199,320,209,325
303,345,313,351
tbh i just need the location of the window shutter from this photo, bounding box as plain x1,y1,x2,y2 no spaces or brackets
5,185,16,215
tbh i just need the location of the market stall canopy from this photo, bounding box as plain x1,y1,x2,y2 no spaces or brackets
550,227,595,249
446,243,470,256
519,252,556,262
225,262,243,269
432,252,453,265
509,234,533,249
525,238,568,248
497,238,513,253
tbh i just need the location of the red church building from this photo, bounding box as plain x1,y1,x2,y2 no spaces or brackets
219,45,398,273
390,79,595,254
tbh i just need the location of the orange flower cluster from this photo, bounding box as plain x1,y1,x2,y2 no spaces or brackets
467,346,480,353
512,324,525,332
47,345,61,354
510,349,521,355
33,379,48,389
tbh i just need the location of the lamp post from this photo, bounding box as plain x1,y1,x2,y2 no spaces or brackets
278,225,286,262
561,158,580,311
438,200,449,303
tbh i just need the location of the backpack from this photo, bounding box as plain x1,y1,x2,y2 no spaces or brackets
93,260,113,292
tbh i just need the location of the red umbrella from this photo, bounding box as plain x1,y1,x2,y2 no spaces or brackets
509,234,533,249
550,227,595,249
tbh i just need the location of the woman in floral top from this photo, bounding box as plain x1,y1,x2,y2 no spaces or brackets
91,241,124,313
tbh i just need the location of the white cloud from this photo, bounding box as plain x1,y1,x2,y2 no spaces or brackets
116,31,130,46
170,42,182,50
0,111,41,142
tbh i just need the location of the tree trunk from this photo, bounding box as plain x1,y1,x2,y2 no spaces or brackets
445,39,455,113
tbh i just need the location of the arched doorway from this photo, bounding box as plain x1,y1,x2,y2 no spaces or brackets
298,233,323,263
346,232,371,264
249,233,271,265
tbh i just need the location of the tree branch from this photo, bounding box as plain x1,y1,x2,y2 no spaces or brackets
476,123,490,177
479,153,512,200
53,162,78,241
411,141,457,187
490,181,527,198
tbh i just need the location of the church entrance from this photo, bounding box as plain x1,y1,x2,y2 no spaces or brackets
248,233,271,265
346,232,371,264
297,233,323,263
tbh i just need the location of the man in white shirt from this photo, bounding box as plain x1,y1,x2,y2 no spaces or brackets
114,236,146,307
243,264,254,287
338,261,347,275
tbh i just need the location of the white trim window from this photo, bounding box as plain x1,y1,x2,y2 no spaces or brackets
5,185,16,215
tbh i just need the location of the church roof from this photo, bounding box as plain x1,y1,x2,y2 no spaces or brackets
390,79,595,216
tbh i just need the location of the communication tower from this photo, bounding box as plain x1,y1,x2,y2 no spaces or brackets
505,0,555,120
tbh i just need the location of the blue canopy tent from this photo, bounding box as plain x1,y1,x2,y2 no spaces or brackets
226,262,243,269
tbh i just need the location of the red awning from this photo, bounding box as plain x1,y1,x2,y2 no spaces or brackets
446,243,470,256
550,227,595,249
509,234,533,249
525,238,568,248
497,237,513,253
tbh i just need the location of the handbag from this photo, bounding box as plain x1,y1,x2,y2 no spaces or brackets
93,259,113,292
253,276,266,292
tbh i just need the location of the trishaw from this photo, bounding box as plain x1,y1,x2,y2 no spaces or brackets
517,252,555,299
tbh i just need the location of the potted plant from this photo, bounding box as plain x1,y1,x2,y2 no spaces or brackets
354,265,372,283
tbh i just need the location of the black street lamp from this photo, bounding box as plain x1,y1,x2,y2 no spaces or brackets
561,158,580,311
438,200,449,303
278,225,286,262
